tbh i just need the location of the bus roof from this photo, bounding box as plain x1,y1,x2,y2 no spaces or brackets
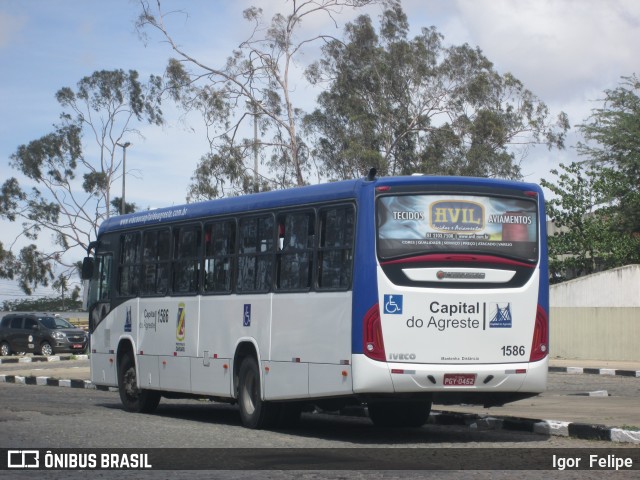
98,175,543,235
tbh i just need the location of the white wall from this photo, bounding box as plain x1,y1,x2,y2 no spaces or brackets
551,264,640,307
550,265,640,361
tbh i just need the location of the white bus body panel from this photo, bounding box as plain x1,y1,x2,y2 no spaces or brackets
91,301,138,387
349,264,547,395
191,356,232,397
263,361,309,400
91,353,118,386
352,354,547,394
264,291,353,400
91,291,354,399
378,267,540,366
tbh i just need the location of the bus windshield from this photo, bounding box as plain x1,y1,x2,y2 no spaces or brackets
377,194,538,262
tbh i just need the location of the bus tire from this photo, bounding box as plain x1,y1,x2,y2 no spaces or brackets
367,400,432,428
237,356,280,429
118,353,161,414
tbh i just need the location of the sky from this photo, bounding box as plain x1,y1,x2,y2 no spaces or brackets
1,0,639,302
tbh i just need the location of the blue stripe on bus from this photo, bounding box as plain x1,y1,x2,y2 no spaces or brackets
99,176,543,236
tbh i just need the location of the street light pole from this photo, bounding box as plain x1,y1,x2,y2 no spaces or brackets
247,100,261,193
253,102,258,193
116,142,131,215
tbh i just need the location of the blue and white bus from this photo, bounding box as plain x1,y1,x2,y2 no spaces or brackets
82,173,549,429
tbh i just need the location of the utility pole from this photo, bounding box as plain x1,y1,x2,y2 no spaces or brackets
116,142,131,214
247,100,261,193
253,102,259,193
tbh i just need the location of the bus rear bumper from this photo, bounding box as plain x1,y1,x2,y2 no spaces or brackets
352,354,548,397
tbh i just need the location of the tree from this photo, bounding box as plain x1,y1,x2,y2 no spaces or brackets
52,273,81,311
576,74,640,234
137,0,376,199
305,2,569,180
0,242,54,296
2,295,83,313
541,162,640,282
0,69,163,293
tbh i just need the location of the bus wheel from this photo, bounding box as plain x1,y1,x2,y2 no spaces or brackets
368,400,432,428
237,356,280,429
118,353,161,414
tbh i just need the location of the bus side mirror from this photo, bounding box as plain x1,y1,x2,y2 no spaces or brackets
81,257,94,280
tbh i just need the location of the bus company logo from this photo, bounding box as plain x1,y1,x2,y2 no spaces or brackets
489,303,512,328
430,200,484,232
383,295,403,314
124,307,132,332
8,450,39,468
176,303,186,342
436,271,486,280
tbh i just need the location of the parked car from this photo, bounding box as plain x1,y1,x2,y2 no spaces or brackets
0,313,87,356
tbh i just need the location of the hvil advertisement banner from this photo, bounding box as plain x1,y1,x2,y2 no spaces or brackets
377,195,538,262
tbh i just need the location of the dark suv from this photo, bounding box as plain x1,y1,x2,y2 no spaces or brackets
0,313,87,356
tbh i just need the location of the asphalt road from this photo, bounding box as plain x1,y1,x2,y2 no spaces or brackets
0,379,637,449
0,378,639,480
2,359,639,428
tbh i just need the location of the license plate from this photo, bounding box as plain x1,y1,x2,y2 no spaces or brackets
443,373,476,386
72,344,83,349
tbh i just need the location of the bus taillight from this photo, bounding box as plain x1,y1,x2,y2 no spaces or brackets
529,305,549,362
363,304,386,362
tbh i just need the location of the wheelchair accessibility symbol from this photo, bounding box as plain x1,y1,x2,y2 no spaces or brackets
243,304,251,327
383,294,403,315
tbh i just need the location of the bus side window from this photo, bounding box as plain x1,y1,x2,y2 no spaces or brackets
172,225,202,294
99,255,113,300
119,233,141,297
237,215,274,293
88,254,112,305
277,211,314,291
142,229,170,296
317,206,355,290
203,220,235,293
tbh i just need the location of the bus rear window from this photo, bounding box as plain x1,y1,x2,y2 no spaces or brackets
377,194,538,262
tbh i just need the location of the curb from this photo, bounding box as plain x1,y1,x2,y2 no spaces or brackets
3,373,637,445
0,354,89,364
429,411,640,445
549,366,640,377
1,374,93,390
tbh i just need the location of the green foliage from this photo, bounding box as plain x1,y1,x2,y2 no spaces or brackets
110,197,137,216
139,0,377,199
2,295,82,313
305,2,569,180
543,75,640,282
0,242,55,295
1,69,163,294
541,162,640,282
577,74,640,234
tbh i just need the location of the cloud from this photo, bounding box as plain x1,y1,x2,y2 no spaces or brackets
452,0,640,102
0,12,27,48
